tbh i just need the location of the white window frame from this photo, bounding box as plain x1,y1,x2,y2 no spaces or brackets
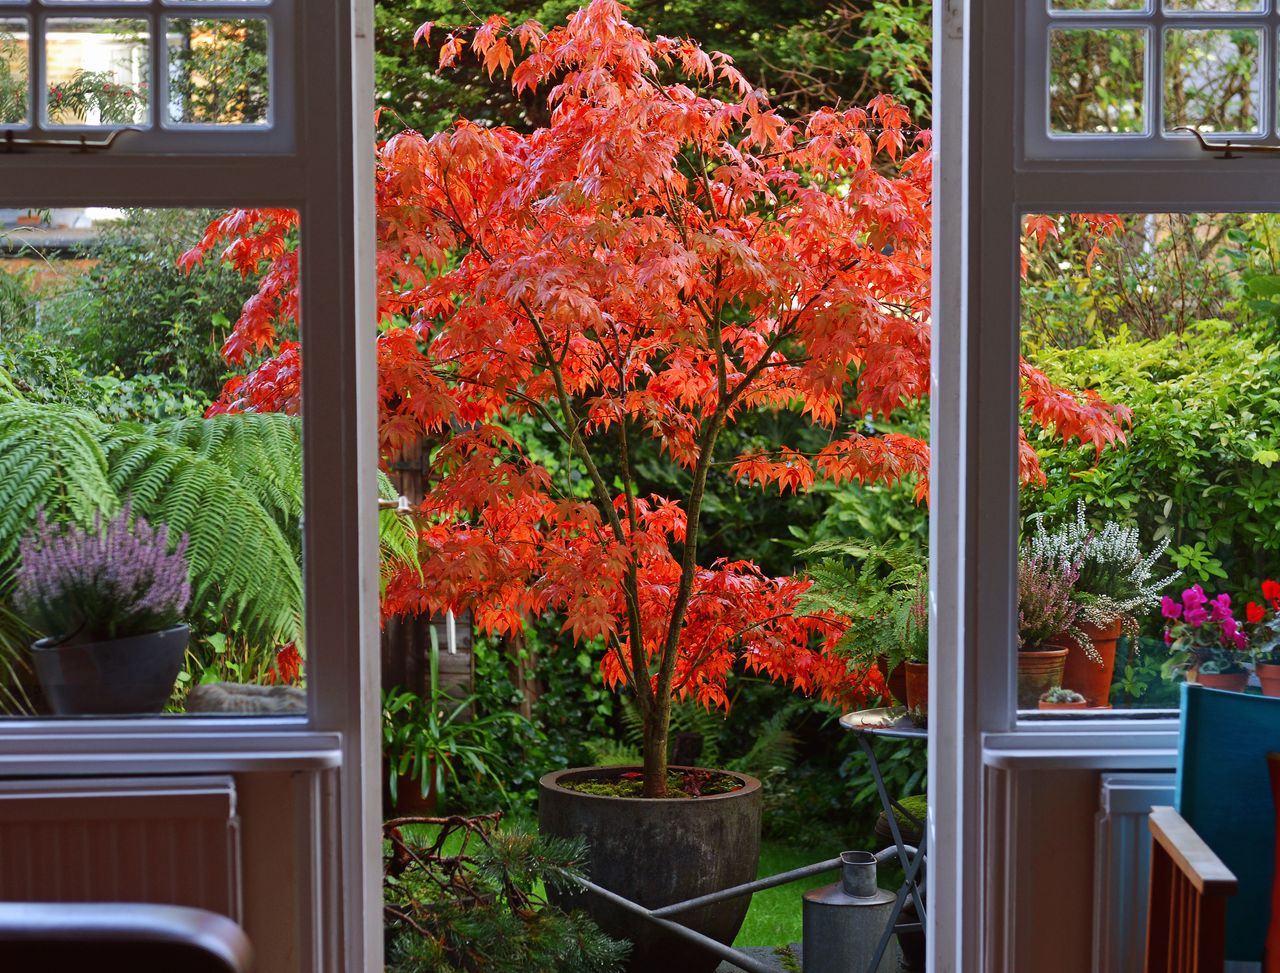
0,0,298,154
1024,0,1280,160
926,0,1280,967
0,2,379,970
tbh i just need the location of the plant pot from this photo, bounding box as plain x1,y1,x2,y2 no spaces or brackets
876,654,908,707
539,765,761,973
31,625,188,716
1016,647,1068,709
1192,668,1250,693
1038,699,1090,711
1258,663,1280,698
382,758,438,816
904,660,928,717
1056,618,1122,707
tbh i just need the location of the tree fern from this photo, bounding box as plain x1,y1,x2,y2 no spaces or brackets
378,470,421,592
105,429,303,647
0,402,118,564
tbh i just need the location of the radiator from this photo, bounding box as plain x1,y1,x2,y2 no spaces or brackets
0,775,241,922
1093,772,1176,973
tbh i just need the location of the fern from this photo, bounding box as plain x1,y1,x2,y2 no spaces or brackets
378,470,421,592
724,703,800,777
105,429,303,647
0,402,118,563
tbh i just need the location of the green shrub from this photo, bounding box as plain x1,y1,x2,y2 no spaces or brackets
1024,319,1280,616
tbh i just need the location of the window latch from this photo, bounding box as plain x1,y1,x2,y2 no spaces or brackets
1176,126,1280,160
2,129,137,155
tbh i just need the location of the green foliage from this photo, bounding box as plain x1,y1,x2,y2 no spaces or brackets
0,402,308,707
1024,320,1280,622
384,818,628,973
383,634,526,808
38,209,259,402
796,540,928,669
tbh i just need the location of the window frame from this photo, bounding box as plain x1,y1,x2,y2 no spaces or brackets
925,0,1280,967
0,0,297,153
1023,0,1280,159
0,1,379,969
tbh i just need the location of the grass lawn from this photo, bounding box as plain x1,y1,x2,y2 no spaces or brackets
733,841,834,948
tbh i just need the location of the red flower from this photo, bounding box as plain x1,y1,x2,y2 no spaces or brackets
264,642,303,685
1264,579,1280,610
1248,601,1266,624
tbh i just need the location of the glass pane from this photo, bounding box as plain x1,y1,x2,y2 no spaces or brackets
1019,212,1279,715
0,206,308,719
1051,0,1148,10
0,19,28,126
1166,0,1263,9
45,19,149,127
1050,28,1146,134
165,18,269,126
1164,28,1261,133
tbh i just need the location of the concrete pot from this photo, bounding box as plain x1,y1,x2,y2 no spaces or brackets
31,625,188,716
539,765,761,973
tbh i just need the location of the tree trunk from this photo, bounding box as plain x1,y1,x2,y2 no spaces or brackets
642,696,671,797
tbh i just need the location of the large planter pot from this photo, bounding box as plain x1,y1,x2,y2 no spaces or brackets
1016,647,1068,709
1192,668,1250,693
904,660,928,717
31,625,188,716
1055,619,1122,707
1258,663,1280,698
539,766,761,973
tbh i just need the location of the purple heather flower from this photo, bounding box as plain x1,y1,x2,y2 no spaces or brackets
14,505,191,643
1162,596,1183,621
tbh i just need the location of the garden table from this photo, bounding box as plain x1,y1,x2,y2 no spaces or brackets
839,707,928,973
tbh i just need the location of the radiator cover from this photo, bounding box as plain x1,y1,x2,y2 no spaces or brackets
0,775,241,921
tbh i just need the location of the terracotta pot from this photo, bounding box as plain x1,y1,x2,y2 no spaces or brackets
1038,699,1089,711
1259,663,1280,699
904,660,928,717
876,654,908,707
1055,618,1122,707
1193,668,1250,693
383,758,438,816
1016,647,1068,709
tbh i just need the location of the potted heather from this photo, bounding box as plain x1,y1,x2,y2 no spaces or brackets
1247,580,1280,697
14,505,191,715
1161,585,1249,692
1039,686,1088,711
1025,504,1177,706
1017,553,1080,708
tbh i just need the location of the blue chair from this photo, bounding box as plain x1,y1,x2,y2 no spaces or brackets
1146,683,1280,971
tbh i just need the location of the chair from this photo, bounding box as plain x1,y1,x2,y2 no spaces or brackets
1145,684,1280,972
0,902,254,971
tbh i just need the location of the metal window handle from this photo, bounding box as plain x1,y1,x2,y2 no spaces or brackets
2,128,139,154
1175,126,1280,159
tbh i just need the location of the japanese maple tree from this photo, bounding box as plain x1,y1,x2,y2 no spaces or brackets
182,0,1130,796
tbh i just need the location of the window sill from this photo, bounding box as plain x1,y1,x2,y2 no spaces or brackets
983,714,1180,770
0,720,342,775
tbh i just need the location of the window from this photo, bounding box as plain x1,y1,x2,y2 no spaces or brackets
1026,0,1280,158
0,2,379,969
0,0,293,153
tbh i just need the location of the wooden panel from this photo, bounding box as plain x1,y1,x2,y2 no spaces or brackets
380,611,474,704
1145,808,1235,973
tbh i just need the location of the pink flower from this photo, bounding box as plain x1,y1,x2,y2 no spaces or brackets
1163,629,1174,645
1183,584,1208,610
1162,596,1183,621
1235,632,1249,650
1210,593,1233,623
1185,605,1210,628
1222,617,1239,641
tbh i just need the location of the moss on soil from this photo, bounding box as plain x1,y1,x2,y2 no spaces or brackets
562,769,742,798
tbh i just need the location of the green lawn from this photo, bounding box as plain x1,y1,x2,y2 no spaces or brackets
733,841,834,948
